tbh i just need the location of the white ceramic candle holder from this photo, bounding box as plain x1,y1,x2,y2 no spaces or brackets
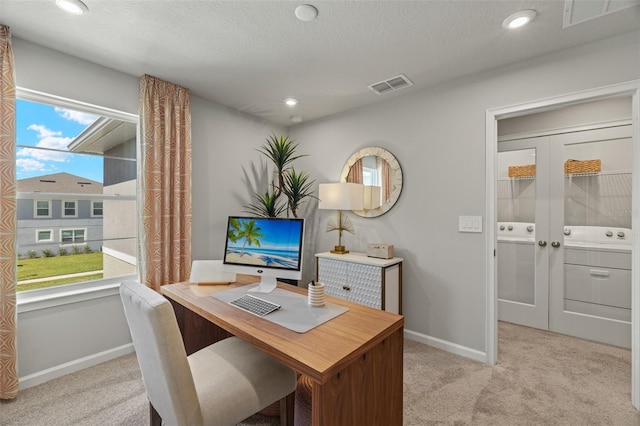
308,282,325,307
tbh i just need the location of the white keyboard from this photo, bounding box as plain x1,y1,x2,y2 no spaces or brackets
229,294,281,317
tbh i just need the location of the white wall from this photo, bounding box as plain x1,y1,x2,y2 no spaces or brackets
288,31,640,355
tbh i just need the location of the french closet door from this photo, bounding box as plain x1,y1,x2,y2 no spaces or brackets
498,125,633,348
498,136,550,330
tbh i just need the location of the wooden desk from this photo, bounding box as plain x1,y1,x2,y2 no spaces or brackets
161,275,404,426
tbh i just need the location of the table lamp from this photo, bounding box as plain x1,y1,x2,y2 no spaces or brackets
318,182,364,254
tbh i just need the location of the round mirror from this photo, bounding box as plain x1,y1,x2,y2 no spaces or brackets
340,147,403,217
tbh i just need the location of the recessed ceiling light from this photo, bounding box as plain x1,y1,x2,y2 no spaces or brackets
55,0,89,15
284,98,299,107
290,115,303,123
502,9,536,30
295,4,318,22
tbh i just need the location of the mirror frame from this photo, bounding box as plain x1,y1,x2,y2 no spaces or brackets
340,146,403,218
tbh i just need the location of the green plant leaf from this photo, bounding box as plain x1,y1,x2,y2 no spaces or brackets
282,168,317,218
243,191,287,218
256,134,308,196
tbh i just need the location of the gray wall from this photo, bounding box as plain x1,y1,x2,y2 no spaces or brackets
288,31,640,353
10,29,640,383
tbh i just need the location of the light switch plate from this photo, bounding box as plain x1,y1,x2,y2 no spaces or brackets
459,215,483,233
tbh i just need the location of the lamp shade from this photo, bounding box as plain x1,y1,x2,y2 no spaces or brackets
318,183,364,211
363,185,382,210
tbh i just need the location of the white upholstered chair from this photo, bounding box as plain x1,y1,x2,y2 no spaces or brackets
119,280,297,426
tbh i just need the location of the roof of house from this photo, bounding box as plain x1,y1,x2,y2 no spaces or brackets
17,173,103,194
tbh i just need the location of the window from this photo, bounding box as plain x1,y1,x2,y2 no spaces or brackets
92,201,103,217
16,90,138,293
61,228,86,244
36,229,53,242
34,200,51,218
62,200,77,218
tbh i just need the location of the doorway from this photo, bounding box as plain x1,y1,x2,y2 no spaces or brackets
497,125,633,348
485,80,640,409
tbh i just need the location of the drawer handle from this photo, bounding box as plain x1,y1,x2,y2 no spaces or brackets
342,285,351,291
589,269,610,277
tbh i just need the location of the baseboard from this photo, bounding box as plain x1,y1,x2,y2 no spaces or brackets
19,343,135,391
404,329,487,363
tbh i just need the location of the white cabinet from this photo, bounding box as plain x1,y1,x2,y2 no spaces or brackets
315,252,403,314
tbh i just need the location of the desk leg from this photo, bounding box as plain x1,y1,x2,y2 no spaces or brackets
167,297,233,355
312,327,404,426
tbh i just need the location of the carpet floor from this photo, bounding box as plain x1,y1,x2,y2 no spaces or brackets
2,321,640,425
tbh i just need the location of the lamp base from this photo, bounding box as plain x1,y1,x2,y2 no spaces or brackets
330,245,349,254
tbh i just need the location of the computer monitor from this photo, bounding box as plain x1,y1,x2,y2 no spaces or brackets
222,216,305,293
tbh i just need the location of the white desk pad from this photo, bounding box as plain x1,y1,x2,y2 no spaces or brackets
213,285,349,333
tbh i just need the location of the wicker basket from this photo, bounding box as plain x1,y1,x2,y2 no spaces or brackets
508,164,536,178
564,159,601,174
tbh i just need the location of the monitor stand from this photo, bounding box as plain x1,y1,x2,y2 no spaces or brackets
248,276,278,293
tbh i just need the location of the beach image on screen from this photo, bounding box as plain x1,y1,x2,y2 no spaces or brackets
224,217,303,270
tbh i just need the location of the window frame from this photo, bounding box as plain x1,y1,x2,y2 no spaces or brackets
60,228,87,245
91,200,104,217
15,87,140,308
35,229,54,243
62,200,78,218
34,199,52,218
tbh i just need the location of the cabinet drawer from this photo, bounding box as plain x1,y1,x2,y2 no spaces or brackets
317,258,382,309
564,248,631,269
564,264,631,309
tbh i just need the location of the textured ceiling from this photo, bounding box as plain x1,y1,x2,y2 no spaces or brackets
1,1,639,126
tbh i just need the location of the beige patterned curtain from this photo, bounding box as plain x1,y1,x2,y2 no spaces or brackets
139,75,192,291
0,25,18,400
382,158,391,201
347,158,363,184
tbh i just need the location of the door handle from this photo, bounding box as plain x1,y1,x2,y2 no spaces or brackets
538,240,547,247
590,269,610,278
551,241,561,248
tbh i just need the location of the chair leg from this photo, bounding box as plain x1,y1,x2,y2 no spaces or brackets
280,392,295,426
150,402,162,426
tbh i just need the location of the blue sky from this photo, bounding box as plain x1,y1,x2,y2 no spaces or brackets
16,99,104,182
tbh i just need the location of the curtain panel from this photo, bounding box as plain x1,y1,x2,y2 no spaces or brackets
346,158,363,184
382,158,391,201
0,24,18,400
139,75,192,291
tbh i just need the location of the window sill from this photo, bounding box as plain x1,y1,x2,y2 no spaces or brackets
17,275,137,313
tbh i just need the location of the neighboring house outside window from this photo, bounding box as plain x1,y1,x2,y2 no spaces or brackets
17,173,104,255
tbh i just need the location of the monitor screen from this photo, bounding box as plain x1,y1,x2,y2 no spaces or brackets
222,216,305,293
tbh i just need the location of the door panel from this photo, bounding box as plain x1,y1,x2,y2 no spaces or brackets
497,138,549,330
548,126,632,348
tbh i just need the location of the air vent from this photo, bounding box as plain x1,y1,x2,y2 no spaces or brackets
368,74,413,95
39,179,56,183
563,0,640,28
